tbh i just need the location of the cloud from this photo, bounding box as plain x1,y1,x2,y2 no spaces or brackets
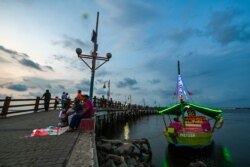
117,77,139,90
0,56,7,62
98,1,159,27
215,97,250,108
0,45,54,71
95,89,106,97
23,59,53,71
167,28,202,44
75,79,90,93
52,35,90,50
148,79,160,84
0,0,33,5
44,65,54,71
58,84,65,89
22,76,77,96
95,69,110,77
0,82,13,88
0,93,9,98
19,58,43,71
19,57,54,71
27,92,44,98
207,8,250,45
52,54,85,71
7,84,28,91
157,88,175,99
0,45,19,55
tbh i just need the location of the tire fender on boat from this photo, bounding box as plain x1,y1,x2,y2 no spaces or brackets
215,117,224,129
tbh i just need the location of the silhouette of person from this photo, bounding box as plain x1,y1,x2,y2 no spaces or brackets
42,89,51,111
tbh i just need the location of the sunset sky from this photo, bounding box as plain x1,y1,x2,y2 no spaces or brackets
0,0,250,107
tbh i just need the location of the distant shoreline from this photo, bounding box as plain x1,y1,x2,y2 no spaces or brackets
222,107,250,110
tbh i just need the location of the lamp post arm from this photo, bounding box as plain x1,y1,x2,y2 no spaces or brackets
78,54,94,59
95,60,109,70
96,57,110,61
79,58,92,70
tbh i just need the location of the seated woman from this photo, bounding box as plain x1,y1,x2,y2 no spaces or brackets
201,120,211,131
66,104,78,125
68,95,94,131
169,116,182,130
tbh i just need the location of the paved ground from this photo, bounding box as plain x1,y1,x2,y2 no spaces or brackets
0,110,96,167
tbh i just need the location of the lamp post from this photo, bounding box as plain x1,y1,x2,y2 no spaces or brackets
128,95,132,104
142,98,146,107
75,12,112,100
103,80,110,101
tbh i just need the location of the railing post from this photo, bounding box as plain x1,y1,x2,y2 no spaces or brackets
34,97,40,113
1,96,11,118
54,98,57,110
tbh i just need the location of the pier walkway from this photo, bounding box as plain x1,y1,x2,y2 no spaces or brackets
0,110,96,167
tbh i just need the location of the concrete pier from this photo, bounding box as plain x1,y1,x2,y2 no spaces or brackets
0,110,97,167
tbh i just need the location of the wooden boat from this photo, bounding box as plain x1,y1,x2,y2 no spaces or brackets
159,61,223,148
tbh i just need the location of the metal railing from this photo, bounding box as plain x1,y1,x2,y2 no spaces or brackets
0,96,155,118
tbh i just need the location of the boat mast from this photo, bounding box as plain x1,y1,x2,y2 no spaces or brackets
177,60,183,102
178,60,180,75
178,60,185,126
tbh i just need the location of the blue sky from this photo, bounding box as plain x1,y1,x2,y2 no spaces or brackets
0,0,250,107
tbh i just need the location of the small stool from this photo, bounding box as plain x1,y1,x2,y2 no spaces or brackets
79,118,95,132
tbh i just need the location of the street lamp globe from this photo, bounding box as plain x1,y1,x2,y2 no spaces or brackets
76,48,82,56
106,53,112,59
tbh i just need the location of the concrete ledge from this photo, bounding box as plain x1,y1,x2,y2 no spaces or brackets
66,132,96,167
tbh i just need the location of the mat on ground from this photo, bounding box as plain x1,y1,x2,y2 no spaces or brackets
31,126,68,137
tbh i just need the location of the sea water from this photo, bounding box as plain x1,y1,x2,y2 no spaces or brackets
97,109,250,167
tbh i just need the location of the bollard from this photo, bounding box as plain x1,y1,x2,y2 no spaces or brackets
1,96,11,118
34,97,40,113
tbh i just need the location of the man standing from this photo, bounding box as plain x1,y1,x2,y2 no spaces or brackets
68,94,94,131
42,89,51,111
61,92,67,109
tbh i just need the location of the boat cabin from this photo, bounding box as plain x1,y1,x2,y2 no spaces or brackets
169,114,211,133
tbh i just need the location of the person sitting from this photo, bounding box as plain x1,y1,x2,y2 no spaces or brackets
54,96,61,110
187,108,196,117
170,116,182,130
174,117,180,122
66,104,78,125
202,120,211,131
68,95,94,131
76,90,83,103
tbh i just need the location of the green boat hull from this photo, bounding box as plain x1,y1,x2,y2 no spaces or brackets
163,129,213,148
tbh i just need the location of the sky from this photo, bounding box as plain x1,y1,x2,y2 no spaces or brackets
0,0,250,108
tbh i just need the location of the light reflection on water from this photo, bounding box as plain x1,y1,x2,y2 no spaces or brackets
123,122,130,140
97,109,250,167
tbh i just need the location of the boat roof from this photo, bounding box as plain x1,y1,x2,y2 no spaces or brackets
158,102,223,119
